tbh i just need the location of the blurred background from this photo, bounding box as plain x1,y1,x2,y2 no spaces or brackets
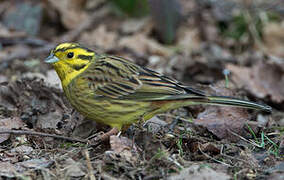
0,0,283,179
0,0,283,92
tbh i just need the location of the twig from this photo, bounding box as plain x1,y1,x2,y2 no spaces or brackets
83,149,96,180
228,130,262,148
198,144,232,167
0,129,87,143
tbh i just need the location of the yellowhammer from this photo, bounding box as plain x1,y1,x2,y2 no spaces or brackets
45,43,272,139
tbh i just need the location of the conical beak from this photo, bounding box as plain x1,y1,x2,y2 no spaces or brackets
45,53,59,63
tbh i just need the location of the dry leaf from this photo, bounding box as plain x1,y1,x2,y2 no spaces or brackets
169,164,230,180
0,162,17,178
194,84,253,142
63,158,85,178
199,142,221,155
80,24,118,50
10,145,33,155
48,0,87,29
227,60,284,103
194,106,251,142
177,27,201,54
119,33,173,57
120,18,150,34
262,22,284,58
0,117,24,143
109,135,138,163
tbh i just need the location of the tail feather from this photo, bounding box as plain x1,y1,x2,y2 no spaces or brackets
205,96,272,112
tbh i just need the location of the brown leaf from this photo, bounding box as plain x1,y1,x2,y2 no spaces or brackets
199,142,221,155
47,0,87,29
36,111,62,129
0,162,17,178
10,145,33,155
262,22,284,58
80,24,118,50
109,135,139,163
177,27,201,54
63,158,85,178
169,164,230,180
120,18,150,34
227,60,284,103
194,106,250,142
118,33,173,57
16,158,55,174
193,84,253,142
0,117,24,143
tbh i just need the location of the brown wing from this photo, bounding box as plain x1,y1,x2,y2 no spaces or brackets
77,55,205,100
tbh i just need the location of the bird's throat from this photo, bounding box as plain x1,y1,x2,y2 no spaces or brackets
53,61,90,88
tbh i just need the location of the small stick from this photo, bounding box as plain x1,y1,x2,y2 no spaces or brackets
0,129,87,143
83,149,96,180
198,144,232,167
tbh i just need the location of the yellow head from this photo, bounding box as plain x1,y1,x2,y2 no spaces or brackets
45,43,95,86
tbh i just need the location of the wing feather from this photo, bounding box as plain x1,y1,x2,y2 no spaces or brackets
77,56,205,100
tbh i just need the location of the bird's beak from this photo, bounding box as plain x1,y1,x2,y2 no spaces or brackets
45,53,59,63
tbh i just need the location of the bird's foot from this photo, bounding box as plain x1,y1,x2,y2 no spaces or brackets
88,128,120,147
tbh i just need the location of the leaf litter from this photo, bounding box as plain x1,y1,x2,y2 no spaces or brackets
0,0,283,179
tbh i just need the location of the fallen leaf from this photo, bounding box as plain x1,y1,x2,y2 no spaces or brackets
194,106,250,142
168,164,230,180
0,23,26,38
144,116,167,133
80,24,118,50
194,84,253,142
0,162,17,178
227,60,284,103
119,33,173,57
36,111,62,129
109,135,139,163
267,173,284,180
177,27,201,55
47,0,87,29
18,158,53,169
120,17,150,34
262,22,284,58
1,78,68,134
0,117,24,143
199,142,221,155
240,149,259,169
10,145,33,155
64,158,85,178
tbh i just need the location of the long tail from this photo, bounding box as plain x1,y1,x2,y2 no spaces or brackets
136,93,272,112
204,96,272,112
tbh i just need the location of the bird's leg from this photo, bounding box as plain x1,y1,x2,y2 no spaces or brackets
88,127,119,147
100,127,120,141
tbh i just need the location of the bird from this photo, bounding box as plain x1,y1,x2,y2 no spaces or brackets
45,42,272,140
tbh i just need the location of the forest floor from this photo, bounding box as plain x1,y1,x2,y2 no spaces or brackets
0,0,283,179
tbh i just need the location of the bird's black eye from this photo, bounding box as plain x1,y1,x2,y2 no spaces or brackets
67,52,74,58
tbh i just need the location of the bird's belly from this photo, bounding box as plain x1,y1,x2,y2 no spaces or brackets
65,85,152,129
77,98,151,129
